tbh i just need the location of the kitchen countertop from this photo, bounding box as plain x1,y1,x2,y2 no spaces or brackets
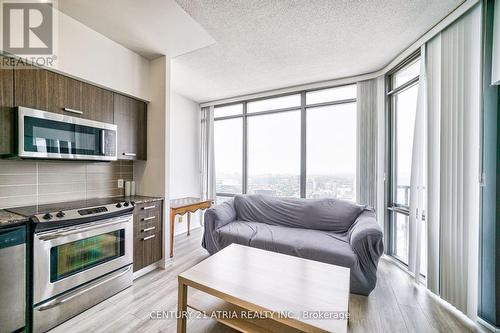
119,195,164,204
0,210,29,229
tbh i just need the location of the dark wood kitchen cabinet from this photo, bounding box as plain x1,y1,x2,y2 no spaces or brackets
81,83,114,123
113,93,147,160
15,66,114,123
14,64,50,111
133,200,163,272
0,60,148,157
0,58,14,155
48,71,82,116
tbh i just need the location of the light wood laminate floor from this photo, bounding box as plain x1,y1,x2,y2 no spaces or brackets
50,228,476,333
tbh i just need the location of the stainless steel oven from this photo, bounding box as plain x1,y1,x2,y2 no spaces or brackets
32,211,133,333
17,106,117,161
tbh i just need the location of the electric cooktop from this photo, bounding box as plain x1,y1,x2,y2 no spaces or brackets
6,197,135,232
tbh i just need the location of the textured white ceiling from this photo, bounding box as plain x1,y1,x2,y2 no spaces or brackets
172,0,462,103
58,0,215,59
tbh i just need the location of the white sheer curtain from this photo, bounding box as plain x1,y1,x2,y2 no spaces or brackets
356,79,378,209
408,46,427,280
200,106,216,200
424,5,481,319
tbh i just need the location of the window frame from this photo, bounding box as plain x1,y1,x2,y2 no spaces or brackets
386,52,420,264
213,84,357,201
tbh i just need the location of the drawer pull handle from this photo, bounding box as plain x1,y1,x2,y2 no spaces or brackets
142,235,155,241
63,107,83,115
142,216,155,221
123,153,136,157
142,226,156,232
143,206,155,210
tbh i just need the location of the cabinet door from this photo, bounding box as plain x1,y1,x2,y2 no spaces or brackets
113,93,147,160
0,59,14,155
133,202,163,272
48,72,82,116
81,83,113,123
14,64,49,111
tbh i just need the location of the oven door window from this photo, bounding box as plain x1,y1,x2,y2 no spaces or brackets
50,230,125,282
23,116,116,157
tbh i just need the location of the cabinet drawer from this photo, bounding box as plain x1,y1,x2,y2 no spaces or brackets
134,215,161,236
135,202,161,216
133,230,162,272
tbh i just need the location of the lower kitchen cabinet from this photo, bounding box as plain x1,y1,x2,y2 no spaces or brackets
133,200,163,272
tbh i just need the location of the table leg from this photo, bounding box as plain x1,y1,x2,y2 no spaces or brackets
177,279,188,333
170,210,175,258
187,212,191,236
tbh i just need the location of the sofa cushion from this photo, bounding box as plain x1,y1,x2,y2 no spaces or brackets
217,221,357,268
233,194,366,232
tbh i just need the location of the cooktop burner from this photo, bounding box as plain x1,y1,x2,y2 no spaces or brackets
7,197,135,232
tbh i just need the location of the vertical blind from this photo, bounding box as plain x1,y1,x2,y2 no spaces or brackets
356,79,378,209
425,4,481,319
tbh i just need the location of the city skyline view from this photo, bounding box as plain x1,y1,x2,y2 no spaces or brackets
216,171,356,201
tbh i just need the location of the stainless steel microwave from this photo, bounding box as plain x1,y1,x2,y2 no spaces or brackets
17,107,117,161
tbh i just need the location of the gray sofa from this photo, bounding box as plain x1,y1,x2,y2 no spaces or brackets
202,194,384,295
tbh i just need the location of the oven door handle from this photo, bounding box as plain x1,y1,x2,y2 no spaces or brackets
37,217,131,241
36,266,131,312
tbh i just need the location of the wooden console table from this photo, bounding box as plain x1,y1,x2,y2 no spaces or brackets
170,197,213,258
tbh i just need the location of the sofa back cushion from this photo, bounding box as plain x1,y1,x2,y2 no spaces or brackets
233,194,366,233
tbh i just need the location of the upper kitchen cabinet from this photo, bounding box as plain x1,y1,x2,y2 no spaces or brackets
81,83,114,123
0,57,14,155
15,65,82,116
14,64,50,111
14,65,115,123
113,93,147,160
47,71,82,116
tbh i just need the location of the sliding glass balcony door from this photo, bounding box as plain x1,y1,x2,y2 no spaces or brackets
387,56,420,265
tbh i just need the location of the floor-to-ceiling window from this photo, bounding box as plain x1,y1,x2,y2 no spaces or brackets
306,86,357,200
213,85,357,203
387,56,420,264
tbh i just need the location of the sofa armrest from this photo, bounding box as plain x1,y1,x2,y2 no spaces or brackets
202,200,237,254
349,210,384,281
205,200,237,229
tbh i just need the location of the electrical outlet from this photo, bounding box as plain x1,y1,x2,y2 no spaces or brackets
177,216,183,223
117,179,124,188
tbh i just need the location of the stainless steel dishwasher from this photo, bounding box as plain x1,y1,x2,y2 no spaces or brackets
0,225,26,333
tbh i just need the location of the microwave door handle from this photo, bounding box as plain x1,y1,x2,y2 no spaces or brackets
100,130,105,155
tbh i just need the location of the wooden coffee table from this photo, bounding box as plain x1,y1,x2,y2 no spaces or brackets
177,244,350,333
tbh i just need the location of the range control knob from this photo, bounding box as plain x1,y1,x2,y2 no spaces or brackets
56,211,65,218
115,203,122,208
43,213,53,220
123,202,129,207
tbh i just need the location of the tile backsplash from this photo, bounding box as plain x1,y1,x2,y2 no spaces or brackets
0,159,133,209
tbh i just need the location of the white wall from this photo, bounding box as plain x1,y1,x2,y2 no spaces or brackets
170,91,201,235
55,10,150,100
133,56,170,266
